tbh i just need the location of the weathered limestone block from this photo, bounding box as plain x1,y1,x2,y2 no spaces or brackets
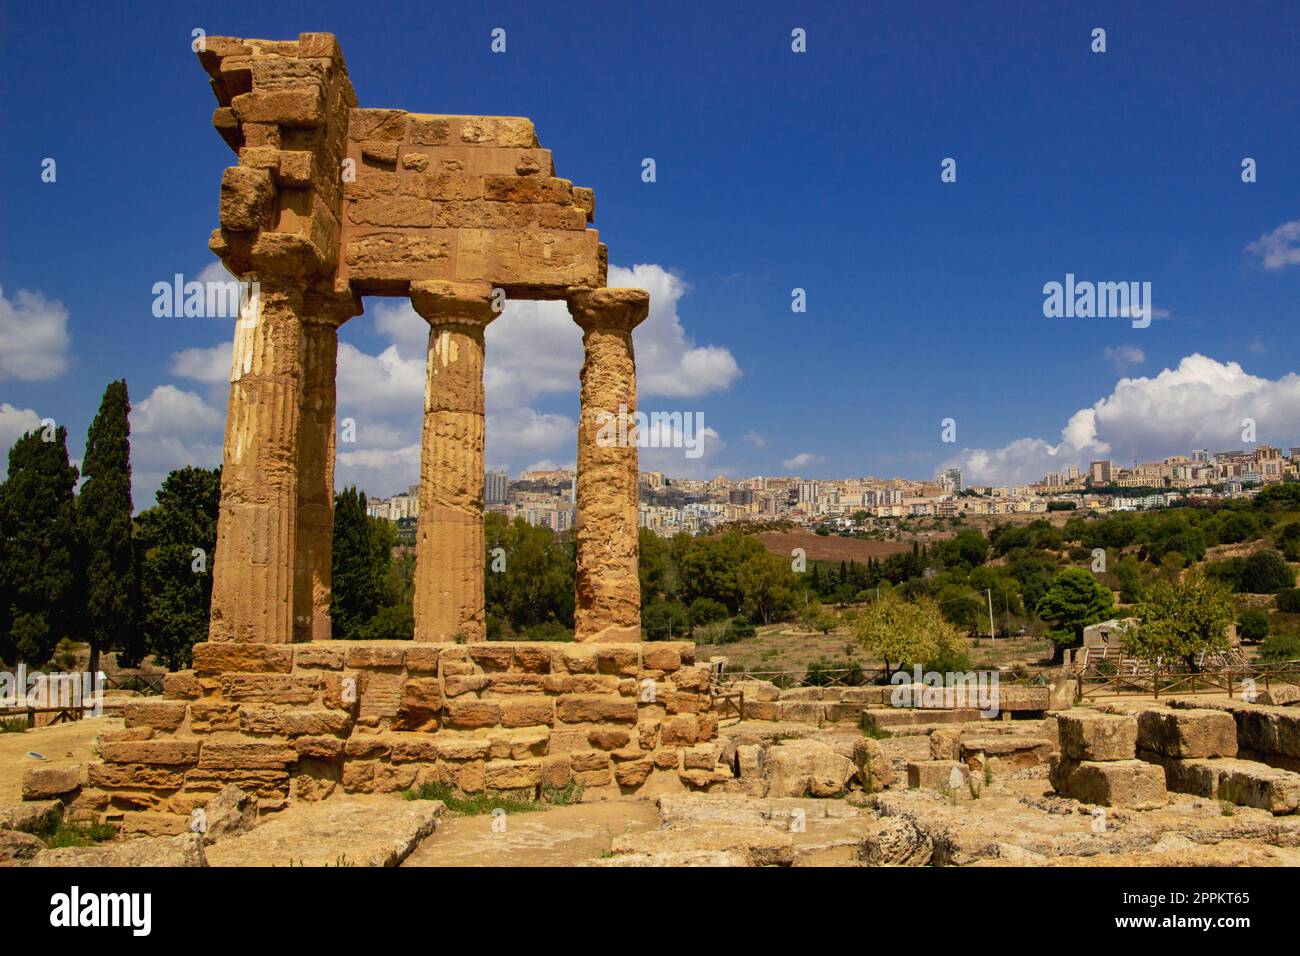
21,767,82,800
124,700,188,733
1137,708,1238,759
193,643,293,674
929,727,961,762
765,739,856,798
499,697,553,728
198,737,298,770
33,833,209,868
1155,755,1300,814
555,695,637,725
238,706,352,737
196,784,259,843
88,763,187,791
163,671,203,699
220,164,275,231
0,829,47,865
444,699,501,729
1050,755,1166,809
409,280,496,642
567,288,649,643
852,737,894,792
295,736,345,760
221,673,319,704
1058,712,1138,761
907,760,969,790
960,737,1054,773
100,739,201,767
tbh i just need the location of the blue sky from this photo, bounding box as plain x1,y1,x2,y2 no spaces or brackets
2,0,1299,506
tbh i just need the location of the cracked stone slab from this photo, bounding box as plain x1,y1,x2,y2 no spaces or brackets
205,796,442,867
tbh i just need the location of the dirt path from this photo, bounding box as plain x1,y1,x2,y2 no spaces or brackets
402,800,660,867
0,717,120,803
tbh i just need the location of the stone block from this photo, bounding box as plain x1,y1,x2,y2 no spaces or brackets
555,695,637,724
659,714,699,748
294,645,345,670
1058,712,1137,761
22,767,82,800
192,643,292,675
1137,708,1237,759
446,699,501,729
197,738,298,770
100,739,200,766
906,760,969,790
1051,755,1166,809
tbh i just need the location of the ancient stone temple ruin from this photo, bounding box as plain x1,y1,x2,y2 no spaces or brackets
87,33,723,820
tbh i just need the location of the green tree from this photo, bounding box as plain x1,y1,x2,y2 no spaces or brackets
852,593,967,680
737,550,798,624
0,427,81,667
330,487,389,639
1237,550,1295,594
1237,609,1269,643
687,596,729,628
136,467,222,670
1124,573,1234,670
641,600,688,640
1036,567,1114,661
77,380,139,672
484,513,574,636
1277,522,1300,562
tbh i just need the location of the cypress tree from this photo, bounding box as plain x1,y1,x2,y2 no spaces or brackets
0,426,81,667
331,486,383,639
78,380,138,673
137,466,221,670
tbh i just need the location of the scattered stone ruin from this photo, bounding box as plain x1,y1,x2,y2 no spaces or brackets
77,32,724,820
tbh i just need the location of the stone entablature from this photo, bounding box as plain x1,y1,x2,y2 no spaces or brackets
195,33,644,646
88,641,724,819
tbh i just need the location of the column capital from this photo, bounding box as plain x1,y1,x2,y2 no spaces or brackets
410,280,497,328
566,287,649,333
302,288,363,327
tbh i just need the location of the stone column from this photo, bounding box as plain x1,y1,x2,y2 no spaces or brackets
566,288,650,643
409,280,497,642
294,291,362,642
209,279,307,643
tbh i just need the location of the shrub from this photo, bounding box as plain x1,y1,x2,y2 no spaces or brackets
1258,630,1300,664
1238,550,1296,594
687,597,729,628
1276,589,1300,613
723,615,756,643
523,620,573,642
641,601,689,641
1237,609,1269,643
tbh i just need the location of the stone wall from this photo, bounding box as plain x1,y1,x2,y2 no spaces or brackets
86,640,723,824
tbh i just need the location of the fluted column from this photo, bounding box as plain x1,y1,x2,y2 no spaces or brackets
409,280,496,642
566,287,649,643
209,279,306,643
294,291,362,642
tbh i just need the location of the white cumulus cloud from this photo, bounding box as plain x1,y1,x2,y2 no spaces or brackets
943,354,1300,485
1246,219,1300,270
0,286,71,381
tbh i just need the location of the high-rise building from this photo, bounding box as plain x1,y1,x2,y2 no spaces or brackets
1088,460,1113,485
484,469,508,506
938,467,963,493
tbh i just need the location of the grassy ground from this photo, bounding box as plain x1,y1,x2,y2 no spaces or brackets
696,619,1055,679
